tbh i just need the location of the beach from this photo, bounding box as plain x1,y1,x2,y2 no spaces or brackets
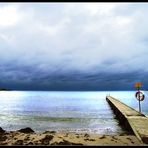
0,127,146,146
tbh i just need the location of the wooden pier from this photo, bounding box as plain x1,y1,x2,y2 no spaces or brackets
106,96,148,144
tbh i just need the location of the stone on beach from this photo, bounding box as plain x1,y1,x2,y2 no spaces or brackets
17,127,34,133
0,127,5,133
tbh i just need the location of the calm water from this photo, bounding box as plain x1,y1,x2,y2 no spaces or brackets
0,91,147,135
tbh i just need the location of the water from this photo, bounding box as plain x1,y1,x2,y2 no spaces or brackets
0,91,147,135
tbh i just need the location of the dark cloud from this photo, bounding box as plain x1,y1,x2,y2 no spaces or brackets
0,3,147,90
0,60,147,90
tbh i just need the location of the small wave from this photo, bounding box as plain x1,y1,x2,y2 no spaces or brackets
0,114,115,123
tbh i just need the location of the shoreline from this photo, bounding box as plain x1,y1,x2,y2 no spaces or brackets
0,127,146,146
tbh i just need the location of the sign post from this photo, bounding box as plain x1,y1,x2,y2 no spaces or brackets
134,82,144,113
138,85,141,113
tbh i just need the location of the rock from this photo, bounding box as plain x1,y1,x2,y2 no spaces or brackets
24,136,30,141
99,135,106,139
0,127,5,133
84,138,89,141
0,135,7,141
58,140,71,145
18,127,34,133
34,141,39,145
69,142,83,145
51,142,58,145
26,142,34,145
43,131,56,134
84,133,89,138
88,138,95,141
42,135,54,141
57,140,83,145
14,140,23,145
40,135,54,145
112,136,118,140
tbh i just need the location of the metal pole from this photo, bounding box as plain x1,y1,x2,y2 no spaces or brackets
138,87,141,113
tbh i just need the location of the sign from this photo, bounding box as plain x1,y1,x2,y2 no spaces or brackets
134,82,144,113
135,91,145,101
134,82,142,88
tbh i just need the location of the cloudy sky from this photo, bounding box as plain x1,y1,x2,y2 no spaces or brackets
0,2,147,90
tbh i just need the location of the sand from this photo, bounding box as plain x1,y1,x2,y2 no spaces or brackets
0,127,147,146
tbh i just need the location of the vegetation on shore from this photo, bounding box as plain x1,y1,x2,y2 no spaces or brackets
0,88,10,91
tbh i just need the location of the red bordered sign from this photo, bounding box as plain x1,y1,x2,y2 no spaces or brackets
135,91,145,101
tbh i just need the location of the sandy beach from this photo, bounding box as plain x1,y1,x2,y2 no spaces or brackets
0,127,147,146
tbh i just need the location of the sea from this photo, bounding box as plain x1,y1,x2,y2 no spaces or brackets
0,91,147,135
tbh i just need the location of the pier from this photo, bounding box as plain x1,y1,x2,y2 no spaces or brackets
106,96,148,144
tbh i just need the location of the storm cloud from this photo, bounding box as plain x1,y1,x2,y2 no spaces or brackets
0,3,148,90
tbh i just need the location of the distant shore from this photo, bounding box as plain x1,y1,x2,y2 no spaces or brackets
0,127,146,146
0,88,10,91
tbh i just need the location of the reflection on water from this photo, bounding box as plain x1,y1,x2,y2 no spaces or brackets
0,91,147,134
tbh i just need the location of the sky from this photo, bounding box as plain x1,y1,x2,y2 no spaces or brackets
0,2,148,91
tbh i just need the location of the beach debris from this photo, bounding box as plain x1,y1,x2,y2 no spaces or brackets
17,127,34,133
